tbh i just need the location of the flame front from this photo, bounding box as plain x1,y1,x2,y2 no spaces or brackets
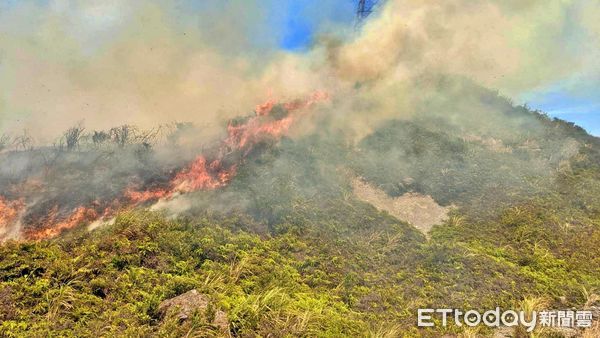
2,92,328,241
0,197,24,237
26,206,98,240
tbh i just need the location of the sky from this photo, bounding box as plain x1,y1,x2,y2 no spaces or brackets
519,82,600,136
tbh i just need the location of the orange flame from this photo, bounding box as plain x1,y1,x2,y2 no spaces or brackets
27,206,98,240
226,116,294,149
0,197,24,231
17,92,329,240
172,157,227,192
255,99,277,116
125,187,171,204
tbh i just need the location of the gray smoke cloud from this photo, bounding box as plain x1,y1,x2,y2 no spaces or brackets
1,0,598,143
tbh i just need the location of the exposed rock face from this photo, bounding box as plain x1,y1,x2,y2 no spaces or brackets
352,178,450,235
158,289,229,332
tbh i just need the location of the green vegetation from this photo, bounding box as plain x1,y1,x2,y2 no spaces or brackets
1,181,599,336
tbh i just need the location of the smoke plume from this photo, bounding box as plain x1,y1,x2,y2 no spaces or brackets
0,0,597,240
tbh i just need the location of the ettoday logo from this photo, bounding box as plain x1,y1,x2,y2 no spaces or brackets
417,308,593,332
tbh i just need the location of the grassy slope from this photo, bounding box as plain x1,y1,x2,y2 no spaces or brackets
1,80,600,336
1,178,599,336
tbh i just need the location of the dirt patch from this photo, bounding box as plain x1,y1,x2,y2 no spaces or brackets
352,178,450,236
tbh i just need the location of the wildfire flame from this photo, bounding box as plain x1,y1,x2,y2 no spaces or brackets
25,206,99,240
172,158,230,192
2,92,329,241
0,197,24,237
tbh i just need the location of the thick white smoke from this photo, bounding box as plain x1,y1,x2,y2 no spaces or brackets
0,0,598,143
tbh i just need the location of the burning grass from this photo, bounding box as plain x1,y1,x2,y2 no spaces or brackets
0,197,24,239
0,92,329,241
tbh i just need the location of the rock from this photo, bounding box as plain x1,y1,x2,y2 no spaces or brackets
213,310,229,332
493,327,513,337
158,289,209,321
548,327,579,337
158,289,229,332
494,325,581,338
588,305,600,319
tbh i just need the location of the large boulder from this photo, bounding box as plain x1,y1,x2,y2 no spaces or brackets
158,289,229,333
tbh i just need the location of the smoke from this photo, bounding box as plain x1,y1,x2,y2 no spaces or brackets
1,0,597,142
0,0,597,239
0,0,331,143
334,0,599,93
311,0,600,141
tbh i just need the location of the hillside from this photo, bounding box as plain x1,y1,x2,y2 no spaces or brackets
1,77,600,337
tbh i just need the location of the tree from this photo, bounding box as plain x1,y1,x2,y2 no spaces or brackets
62,123,85,151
